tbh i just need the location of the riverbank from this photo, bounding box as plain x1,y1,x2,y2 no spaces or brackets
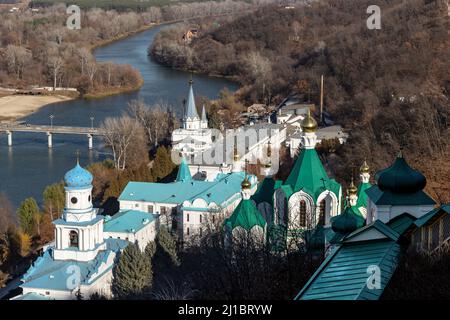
0,94,76,121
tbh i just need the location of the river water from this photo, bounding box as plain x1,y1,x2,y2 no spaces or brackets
0,24,238,208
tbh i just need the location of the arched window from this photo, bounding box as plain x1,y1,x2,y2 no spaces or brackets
69,230,79,248
318,200,326,226
300,200,307,227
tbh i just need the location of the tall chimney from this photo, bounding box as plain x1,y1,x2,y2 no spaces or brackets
320,74,324,126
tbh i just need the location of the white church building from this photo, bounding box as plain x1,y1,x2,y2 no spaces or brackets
12,161,158,300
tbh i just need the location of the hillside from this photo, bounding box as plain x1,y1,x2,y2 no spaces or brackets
151,0,450,202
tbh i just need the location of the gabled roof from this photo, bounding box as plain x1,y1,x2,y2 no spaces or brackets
282,148,341,201
176,158,192,182
414,204,450,228
119,172,253,207
365,185,436,206
225,199,266,231
344,220,400,242
295,239,401,300
386,212,417,235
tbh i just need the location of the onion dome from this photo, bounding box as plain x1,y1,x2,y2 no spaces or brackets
301,108,318,133
64,162,93,189
360,160,370,174
241,176,251,190
331,206,365,234
348,177,357,196
377,151,426,194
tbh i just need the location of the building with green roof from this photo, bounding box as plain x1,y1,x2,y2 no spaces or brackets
366,152,436,224
272,110,342,247
225,177,267,246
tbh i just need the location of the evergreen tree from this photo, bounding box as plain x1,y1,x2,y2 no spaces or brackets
145,241,156,260
151,146,175,182
156,228,180,267
16,198,39,235
112,242,152,299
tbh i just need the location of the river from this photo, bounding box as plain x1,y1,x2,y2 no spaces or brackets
0,24,238,208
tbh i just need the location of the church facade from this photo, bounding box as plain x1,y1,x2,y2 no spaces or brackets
13,162,157,300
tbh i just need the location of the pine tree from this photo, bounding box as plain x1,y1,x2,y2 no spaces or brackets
112,242,152,299
145,241,156,260
16,198,39,235
156,229,180,267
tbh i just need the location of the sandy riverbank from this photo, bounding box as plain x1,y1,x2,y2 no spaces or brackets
0,94,75,121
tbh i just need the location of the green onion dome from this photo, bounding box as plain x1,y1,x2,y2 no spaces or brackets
376,152,426,194
331,206,365,234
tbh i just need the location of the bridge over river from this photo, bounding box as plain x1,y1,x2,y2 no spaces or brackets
0,123,105,149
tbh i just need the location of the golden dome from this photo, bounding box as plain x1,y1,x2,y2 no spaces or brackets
360,160,370,174
348,178,357,195
301,108,317,133
241,176,251,189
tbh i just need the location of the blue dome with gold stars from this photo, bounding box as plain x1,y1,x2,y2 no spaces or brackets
64,162,93,189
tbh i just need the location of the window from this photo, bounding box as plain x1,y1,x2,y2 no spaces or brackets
88,195,91,202
299,200,307,227
147,205,154,213
199,228,202,237
199,214,202,223
71,197,78,204
135,203,139,208
187,213,189,222
69,230,78,248
212,215,215,224
186,227,190,236
318,200,326,226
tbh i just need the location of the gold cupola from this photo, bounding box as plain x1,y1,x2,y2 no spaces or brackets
360,159,370,174
241,176,251,190
301,108,318,133
348,177,357,196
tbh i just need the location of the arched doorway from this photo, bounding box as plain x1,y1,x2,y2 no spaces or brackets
318,200,326,226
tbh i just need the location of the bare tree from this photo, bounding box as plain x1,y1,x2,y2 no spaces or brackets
101,115,146,170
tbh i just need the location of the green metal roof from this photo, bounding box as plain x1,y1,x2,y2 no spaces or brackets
225,199,267,231
295,239,401,300
176,158,192,182
414,204,450,228
282,148,341,202
356,181,371,209
386,213,416,235
331,205,365,234
344,220,400,242
251,177,283,206
365,185,436,206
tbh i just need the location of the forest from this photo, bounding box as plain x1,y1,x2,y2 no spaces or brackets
0,0,257,97
150,0,450,203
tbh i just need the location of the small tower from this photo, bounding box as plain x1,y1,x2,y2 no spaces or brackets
53,159,105,261
300,108,318,149
182,78,201,130
360,159,370,184
348,177,358,207
263,139,272,177
232,139,242,173
201,105,208,129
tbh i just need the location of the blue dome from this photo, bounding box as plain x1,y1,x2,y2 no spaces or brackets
64,163,93,188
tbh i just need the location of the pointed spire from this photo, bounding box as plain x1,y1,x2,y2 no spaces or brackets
75,149,80,165
201,105,207,122
185,77,199,119
176,157,192,182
